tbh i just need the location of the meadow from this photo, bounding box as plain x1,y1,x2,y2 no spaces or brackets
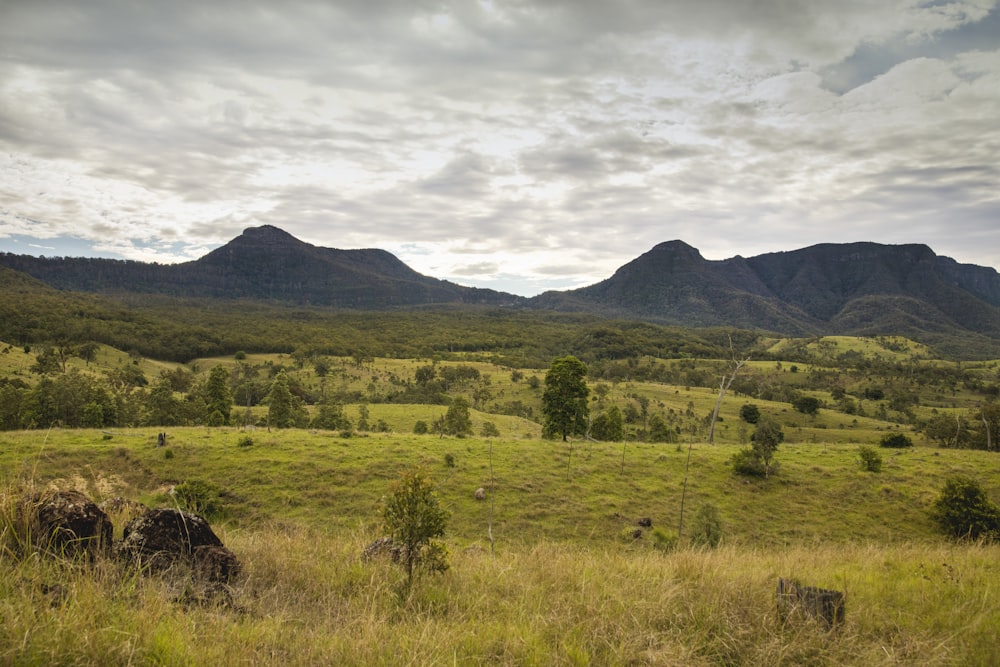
2,427,999,665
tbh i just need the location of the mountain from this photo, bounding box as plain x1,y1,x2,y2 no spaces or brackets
2,227,999,342
0,225,520,308
529,241,1000,339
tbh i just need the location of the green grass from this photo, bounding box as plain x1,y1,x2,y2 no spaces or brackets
2,428,999,664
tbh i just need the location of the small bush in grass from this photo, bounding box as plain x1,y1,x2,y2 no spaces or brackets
174,480,224,518
380,469,450,587
880,433,913,448
690,502,723,548
237,435,254,448
651,528,678,552
858,445,882,472
163,448,174,460
413,420,428,435
931,476,1000,542
480,421,500,437
443,453,455,468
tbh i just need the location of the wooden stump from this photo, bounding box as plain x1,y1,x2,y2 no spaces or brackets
777,578,845,628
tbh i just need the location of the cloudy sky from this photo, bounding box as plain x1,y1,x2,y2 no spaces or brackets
1,1,998,296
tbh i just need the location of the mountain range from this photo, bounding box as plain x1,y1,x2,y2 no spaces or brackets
2,225,999,341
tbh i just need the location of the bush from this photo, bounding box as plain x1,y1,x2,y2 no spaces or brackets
480,421,500,437
690,502,723,548
858,445,882,472
413,420,429,435
792,396,820,415
237,435,254,448
173,479,224,518
381,470,450,586
931,476,1000,542
880,433,914,448
443,453,455,468
651,528,678,552
739,404,760,424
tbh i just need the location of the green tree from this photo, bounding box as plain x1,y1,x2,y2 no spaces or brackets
145,377,184,426
590,405,624,441
440,397,473,437
923,413,968,448
858,445,883,473
931,476,1000,541
792,395,820,415
733,417,783,477
542,355,590,441
381,469,450,587
739,404,760,424
204,365,233,426
311,399,351,431
267,371,295,428
690,502,723,548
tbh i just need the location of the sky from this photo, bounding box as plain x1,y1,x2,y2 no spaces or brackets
1,1,998,297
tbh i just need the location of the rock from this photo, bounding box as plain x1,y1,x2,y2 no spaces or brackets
362,536,403,562
637,517,653,528
18,489,112,560
474,487,486,500
119,508,239,583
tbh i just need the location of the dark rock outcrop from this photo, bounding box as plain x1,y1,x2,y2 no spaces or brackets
18,489,112,560
119,508,240,584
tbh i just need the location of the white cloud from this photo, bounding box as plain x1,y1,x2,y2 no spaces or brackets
1,0,998,295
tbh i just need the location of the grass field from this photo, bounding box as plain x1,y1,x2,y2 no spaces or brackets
2,428,999,664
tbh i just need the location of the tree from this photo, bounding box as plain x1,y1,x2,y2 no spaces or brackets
381,469,450,587
707,336,750,444
590,406,624,441
204,365,233,426
267,371,295,428
931,476,999,541
311,399,351,431
792,396,820,416
739,403,760,424
541,355,589,441
440,397,473,437
923,413,968,448
732,417,783,477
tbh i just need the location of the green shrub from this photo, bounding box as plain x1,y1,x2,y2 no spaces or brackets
858,445,882,472
381,469,450,586
163,448,174,459
690,502,723,548
237,435,254,448
651,528,678,552
931,476,1000,542
480,421,500,437
173,480,224,518
413,420,429,435
739,404,760,424
443,453,456,468
880,433,913,448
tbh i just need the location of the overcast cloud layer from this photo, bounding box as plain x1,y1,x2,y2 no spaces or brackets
1,0,998,296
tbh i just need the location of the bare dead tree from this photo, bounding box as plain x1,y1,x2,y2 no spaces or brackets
707,335,751,445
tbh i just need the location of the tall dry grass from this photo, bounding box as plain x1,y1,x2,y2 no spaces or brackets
2,507,997,666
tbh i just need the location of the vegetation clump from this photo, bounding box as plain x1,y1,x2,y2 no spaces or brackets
880,433,914,448
931,476,1000,542
380,469,450,586
732,417,783,477
857,445,882,472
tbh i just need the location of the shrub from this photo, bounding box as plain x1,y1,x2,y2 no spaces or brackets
880,433,913,448
931,476,1000,542
380,470,450,586
164,448,174,459
413,420,429,435
651,528,678,552
237,435,254,448
792,396,820,415
858,445,882,472
480,421,500,437
443,453,456,468
173,479,224,518
733,417,783,477
690,502,723,548
739,404,760,424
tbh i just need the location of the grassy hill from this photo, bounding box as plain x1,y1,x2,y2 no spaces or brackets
2,428,999,664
